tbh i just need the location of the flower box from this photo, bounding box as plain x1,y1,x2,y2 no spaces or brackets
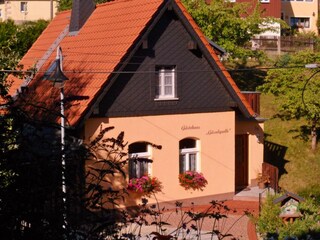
127,175,162,197
178,171,208,191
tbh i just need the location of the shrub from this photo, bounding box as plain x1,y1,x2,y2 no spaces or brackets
255,194,320,239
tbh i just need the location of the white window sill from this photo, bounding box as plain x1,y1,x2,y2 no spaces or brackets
154,97,179,101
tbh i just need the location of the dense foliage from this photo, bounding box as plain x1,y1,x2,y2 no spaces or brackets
182,0,280,62
255,194,320,239
58,0,112,11
259,51,320,150
0,19,48,96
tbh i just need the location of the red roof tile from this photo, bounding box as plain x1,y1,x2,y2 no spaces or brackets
8,0,254,126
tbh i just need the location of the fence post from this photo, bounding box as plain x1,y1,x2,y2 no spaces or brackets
277,36,281,55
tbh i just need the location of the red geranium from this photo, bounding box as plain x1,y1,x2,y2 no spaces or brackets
179,171,208,191
128,175,162,196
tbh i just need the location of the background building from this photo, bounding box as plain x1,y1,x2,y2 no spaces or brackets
0,0,58,23
281,0,319,34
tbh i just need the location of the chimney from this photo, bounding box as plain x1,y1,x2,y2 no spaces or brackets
69,0,95,35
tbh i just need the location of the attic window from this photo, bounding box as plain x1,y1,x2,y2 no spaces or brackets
155,66,178,101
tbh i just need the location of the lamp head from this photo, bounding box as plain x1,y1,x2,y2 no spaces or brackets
43,59,68,88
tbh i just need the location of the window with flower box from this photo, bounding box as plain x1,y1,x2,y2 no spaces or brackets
179,138,200,173
128,142,152,179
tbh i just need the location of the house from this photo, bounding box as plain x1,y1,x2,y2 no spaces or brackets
7,0,265,206
281,0,319,34
0,0,58,23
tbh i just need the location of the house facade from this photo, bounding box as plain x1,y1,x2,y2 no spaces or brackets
281,0,319,34
0,0,58,23
8,0,264,206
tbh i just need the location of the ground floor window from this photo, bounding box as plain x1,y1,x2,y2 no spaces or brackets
128,142,152,178
179,138,199,173
290,17,310,28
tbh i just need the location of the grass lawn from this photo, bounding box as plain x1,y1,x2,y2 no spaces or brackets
260,93,320,193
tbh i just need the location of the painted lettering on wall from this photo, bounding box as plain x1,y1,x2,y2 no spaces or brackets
206,128,231,135
181,125,200,131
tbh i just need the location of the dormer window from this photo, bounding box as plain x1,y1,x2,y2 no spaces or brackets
155,66,178,100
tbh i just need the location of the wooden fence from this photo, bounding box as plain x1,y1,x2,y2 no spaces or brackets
251,36,315,55
262,162,279,192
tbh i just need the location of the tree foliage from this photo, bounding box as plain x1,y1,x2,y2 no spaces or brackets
259,51,320,150
58,0,112,11
255,194,320,239
0,20,48,96
182,0,279,62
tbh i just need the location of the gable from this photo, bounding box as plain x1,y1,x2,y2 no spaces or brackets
97,9,237,118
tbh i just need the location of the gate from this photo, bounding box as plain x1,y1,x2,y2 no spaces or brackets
262,162,279,192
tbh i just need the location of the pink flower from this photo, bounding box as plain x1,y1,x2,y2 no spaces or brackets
179,171,208,191
127,175,162,196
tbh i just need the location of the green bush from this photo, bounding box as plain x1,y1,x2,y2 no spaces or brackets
298,184,320,205
255,194,320,239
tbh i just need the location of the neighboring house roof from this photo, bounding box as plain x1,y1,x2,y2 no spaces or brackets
7,0,255,127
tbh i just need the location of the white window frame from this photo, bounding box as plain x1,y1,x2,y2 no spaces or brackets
20,2,28,12
260,0,270,3
179,139,200,173
155,66,178,100
128,143,152,179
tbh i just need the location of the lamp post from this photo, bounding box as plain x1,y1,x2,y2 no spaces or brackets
43,46,69,237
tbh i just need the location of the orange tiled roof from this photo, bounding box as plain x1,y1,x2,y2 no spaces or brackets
8,0,254,126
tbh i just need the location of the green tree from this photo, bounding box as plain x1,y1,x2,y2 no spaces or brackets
256,194,320,239
259,51,320,151
182,0,280,62
0,20,48,95
58,0,112,11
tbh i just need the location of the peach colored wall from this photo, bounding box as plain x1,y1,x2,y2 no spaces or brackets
0,1,58,22
282,1,319,34
85,112,263,206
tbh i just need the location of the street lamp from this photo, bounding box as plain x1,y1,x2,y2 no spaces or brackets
43,46,69,237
